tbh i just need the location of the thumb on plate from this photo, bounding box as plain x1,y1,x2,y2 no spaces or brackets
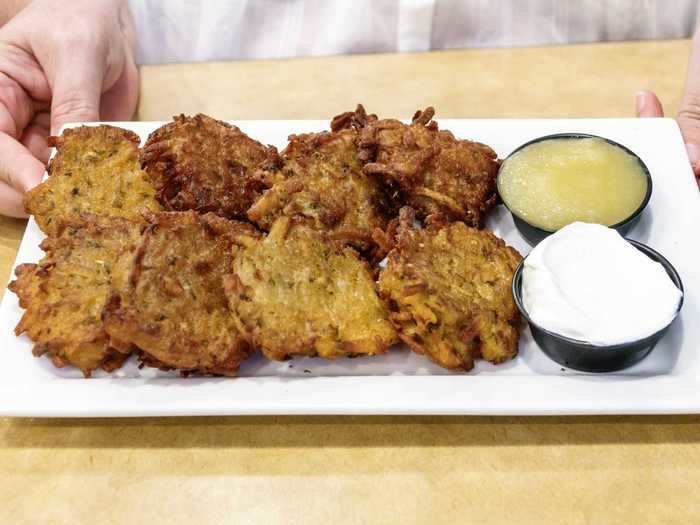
0,182,28,218
0,132,45,217
635,90,664,118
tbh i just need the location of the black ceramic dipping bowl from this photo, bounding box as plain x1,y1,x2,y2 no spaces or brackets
497,133,653,246
512,239,684,373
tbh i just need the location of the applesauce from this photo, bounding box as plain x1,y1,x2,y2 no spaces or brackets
497,137,649,232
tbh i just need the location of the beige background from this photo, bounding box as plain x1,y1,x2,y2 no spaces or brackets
1,40,698,524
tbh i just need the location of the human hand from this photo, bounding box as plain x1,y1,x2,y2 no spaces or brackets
636,91,700,189
636,30,700,189
0,0,138,217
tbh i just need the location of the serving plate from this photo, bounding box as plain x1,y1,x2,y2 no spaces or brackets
0,117,698,416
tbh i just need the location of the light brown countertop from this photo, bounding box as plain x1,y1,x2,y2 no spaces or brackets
1,39,699,524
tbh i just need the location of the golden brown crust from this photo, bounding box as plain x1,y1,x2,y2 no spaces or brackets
141,114,280,219
329,103,378,132
8,214,143,376
25,125,161,236
13,106,520,379
360,107,499,226
247,105,393,261
226,217,397,361
102,211,257,376
378,207,522,371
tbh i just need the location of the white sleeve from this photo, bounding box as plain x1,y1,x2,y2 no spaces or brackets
430,0,698,49
397,0,436,52
129,0,698,65
129,0,418,64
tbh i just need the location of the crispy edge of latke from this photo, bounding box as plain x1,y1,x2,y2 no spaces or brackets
247,110,393,263
42,125,142,196
141,113,281,171
140,114,281,219
247,176,393,266
360,107,500,226
379,207,522,371
102,211,258,376
8,214,143,377
330,103,378,132
25,125,152,234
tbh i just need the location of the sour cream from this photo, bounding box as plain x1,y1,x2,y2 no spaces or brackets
522,222,682,346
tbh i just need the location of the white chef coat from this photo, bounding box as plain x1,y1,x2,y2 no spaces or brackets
128,0,700,65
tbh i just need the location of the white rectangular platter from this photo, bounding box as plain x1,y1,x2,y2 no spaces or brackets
1,117,698,416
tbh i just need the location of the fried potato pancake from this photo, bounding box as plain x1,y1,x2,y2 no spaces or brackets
25,125,161,236
226,217,397,361
102,211,257,375
141,114,280,219
280,104,376,176
247,105,392,259
8,215,143,376
361,107,499,226
378,208,522,371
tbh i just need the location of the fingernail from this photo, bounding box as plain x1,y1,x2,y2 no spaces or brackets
635,91,647,116
686,143,700,165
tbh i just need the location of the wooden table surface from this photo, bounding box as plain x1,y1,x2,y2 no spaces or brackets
1,40,699,524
